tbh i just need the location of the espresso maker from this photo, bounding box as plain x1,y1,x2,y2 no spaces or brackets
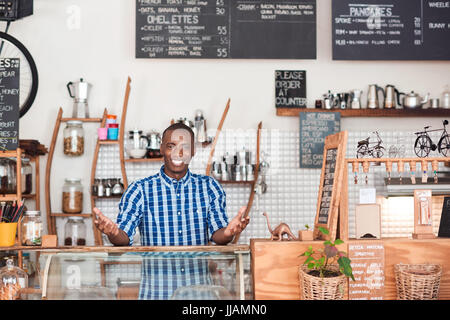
67,78,92,118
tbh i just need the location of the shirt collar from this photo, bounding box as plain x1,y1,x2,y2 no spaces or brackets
159,165,192,187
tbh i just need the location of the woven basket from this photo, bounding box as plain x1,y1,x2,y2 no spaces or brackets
394,263,442,300
298,265,347,300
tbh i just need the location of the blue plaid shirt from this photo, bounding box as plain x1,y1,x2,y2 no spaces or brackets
116,166,229,299
117,165,229,246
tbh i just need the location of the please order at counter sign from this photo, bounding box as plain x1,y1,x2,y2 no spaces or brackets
275,70,306,108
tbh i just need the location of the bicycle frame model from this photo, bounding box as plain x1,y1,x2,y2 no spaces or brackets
356,131,385,158
414,120,450,158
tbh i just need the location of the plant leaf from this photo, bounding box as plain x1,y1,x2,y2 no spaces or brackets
324,245,338,258
334,239,344,245
323,240,332,246
318,227,329,235
338,256,355,281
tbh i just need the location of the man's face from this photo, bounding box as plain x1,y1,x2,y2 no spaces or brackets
160,128,194,177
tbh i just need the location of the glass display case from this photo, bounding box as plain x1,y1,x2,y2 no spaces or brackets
11,245,251,300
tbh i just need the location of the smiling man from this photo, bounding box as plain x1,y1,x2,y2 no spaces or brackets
94,122,250,247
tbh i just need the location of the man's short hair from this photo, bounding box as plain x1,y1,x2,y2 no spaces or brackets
162,122,195,145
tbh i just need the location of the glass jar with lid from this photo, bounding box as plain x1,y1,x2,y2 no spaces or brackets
63,120,85,156
62,178,83,214
0,158,16,194
64,217,87,246
21,211,42,246
0,258,28,300
21,158,32,194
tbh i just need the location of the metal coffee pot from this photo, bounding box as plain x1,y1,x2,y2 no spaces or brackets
337,93,349,109
349,89,363,109
384,85,402,109
67,78,92,118
146,130,162,158
367,84,385,109
146,130,161,150
398,91,430,109
323,91,334,110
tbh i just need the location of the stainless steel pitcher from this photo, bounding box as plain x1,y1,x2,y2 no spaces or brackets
384,85,401,109
67,78,92,118
367,84,385,109
349,89,363,109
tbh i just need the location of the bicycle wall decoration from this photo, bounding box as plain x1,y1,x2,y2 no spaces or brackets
414,120,450,158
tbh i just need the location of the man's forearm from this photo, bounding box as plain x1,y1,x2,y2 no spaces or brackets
107,228,130,246
211,227,233,245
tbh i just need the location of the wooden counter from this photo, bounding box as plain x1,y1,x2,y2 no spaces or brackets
251,238,450,300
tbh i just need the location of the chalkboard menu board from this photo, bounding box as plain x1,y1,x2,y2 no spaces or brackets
438,197,450,237
275,70,306,108
332,0,450,60
136,0,317,59
299,112,340,169
314,131,348,241
348,241,385,300
0,58,20,151
318,148,337,225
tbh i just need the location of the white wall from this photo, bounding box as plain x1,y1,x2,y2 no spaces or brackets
6,1,450,234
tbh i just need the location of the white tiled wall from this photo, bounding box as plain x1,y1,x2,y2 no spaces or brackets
94,126,450,245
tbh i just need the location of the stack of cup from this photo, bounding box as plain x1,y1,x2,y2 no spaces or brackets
106,114,119,140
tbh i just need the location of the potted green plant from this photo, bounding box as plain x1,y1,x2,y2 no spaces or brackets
298,224,314,241
298,226,354,300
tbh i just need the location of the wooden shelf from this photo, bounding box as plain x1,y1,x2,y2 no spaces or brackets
124,157,163,163
61,117,103,122
22,193,36,199
217,180,255,185
0,194,20,201
92,194,123,199
50,213,92,217
276,107,450,117
98,140,119,145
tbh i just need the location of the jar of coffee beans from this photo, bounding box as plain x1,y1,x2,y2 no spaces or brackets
62,178,83,213
64,217,86,246
63,120,84,156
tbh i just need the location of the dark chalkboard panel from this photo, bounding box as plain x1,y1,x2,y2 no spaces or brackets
299,111,340,168
438,197,450,238
275,70,306,108
313,131,348,241
0,58,20,151
136,0,316,59
332,0,450,60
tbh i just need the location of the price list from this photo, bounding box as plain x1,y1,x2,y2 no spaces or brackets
136,0,317,59
299,112,340,169
332,0,450,60
0,58,20,151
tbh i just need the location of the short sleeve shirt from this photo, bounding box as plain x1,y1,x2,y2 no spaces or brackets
116,165,229,246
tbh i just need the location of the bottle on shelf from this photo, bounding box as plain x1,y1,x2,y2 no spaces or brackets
21,210,42,246
62,178,83,214
63,120,85,156
64,217,87,246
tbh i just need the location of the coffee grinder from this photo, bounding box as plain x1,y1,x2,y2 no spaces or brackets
67,78,92,118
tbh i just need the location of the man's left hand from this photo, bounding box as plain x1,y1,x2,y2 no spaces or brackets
224,206,250,238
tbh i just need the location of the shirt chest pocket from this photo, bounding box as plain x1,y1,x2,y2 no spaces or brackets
188,203,208,223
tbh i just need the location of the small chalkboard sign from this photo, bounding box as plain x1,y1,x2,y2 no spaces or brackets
314,130,348,241
438,197,450,238
0,58,20,151
299,112,340,168
275,70,306,108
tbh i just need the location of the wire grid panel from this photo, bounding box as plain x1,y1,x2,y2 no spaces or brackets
94,128,450,245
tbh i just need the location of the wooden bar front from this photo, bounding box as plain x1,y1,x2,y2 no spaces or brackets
251,238,450,300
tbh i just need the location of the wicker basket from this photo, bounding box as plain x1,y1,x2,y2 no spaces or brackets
298,265,347,300
394,263,442,300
